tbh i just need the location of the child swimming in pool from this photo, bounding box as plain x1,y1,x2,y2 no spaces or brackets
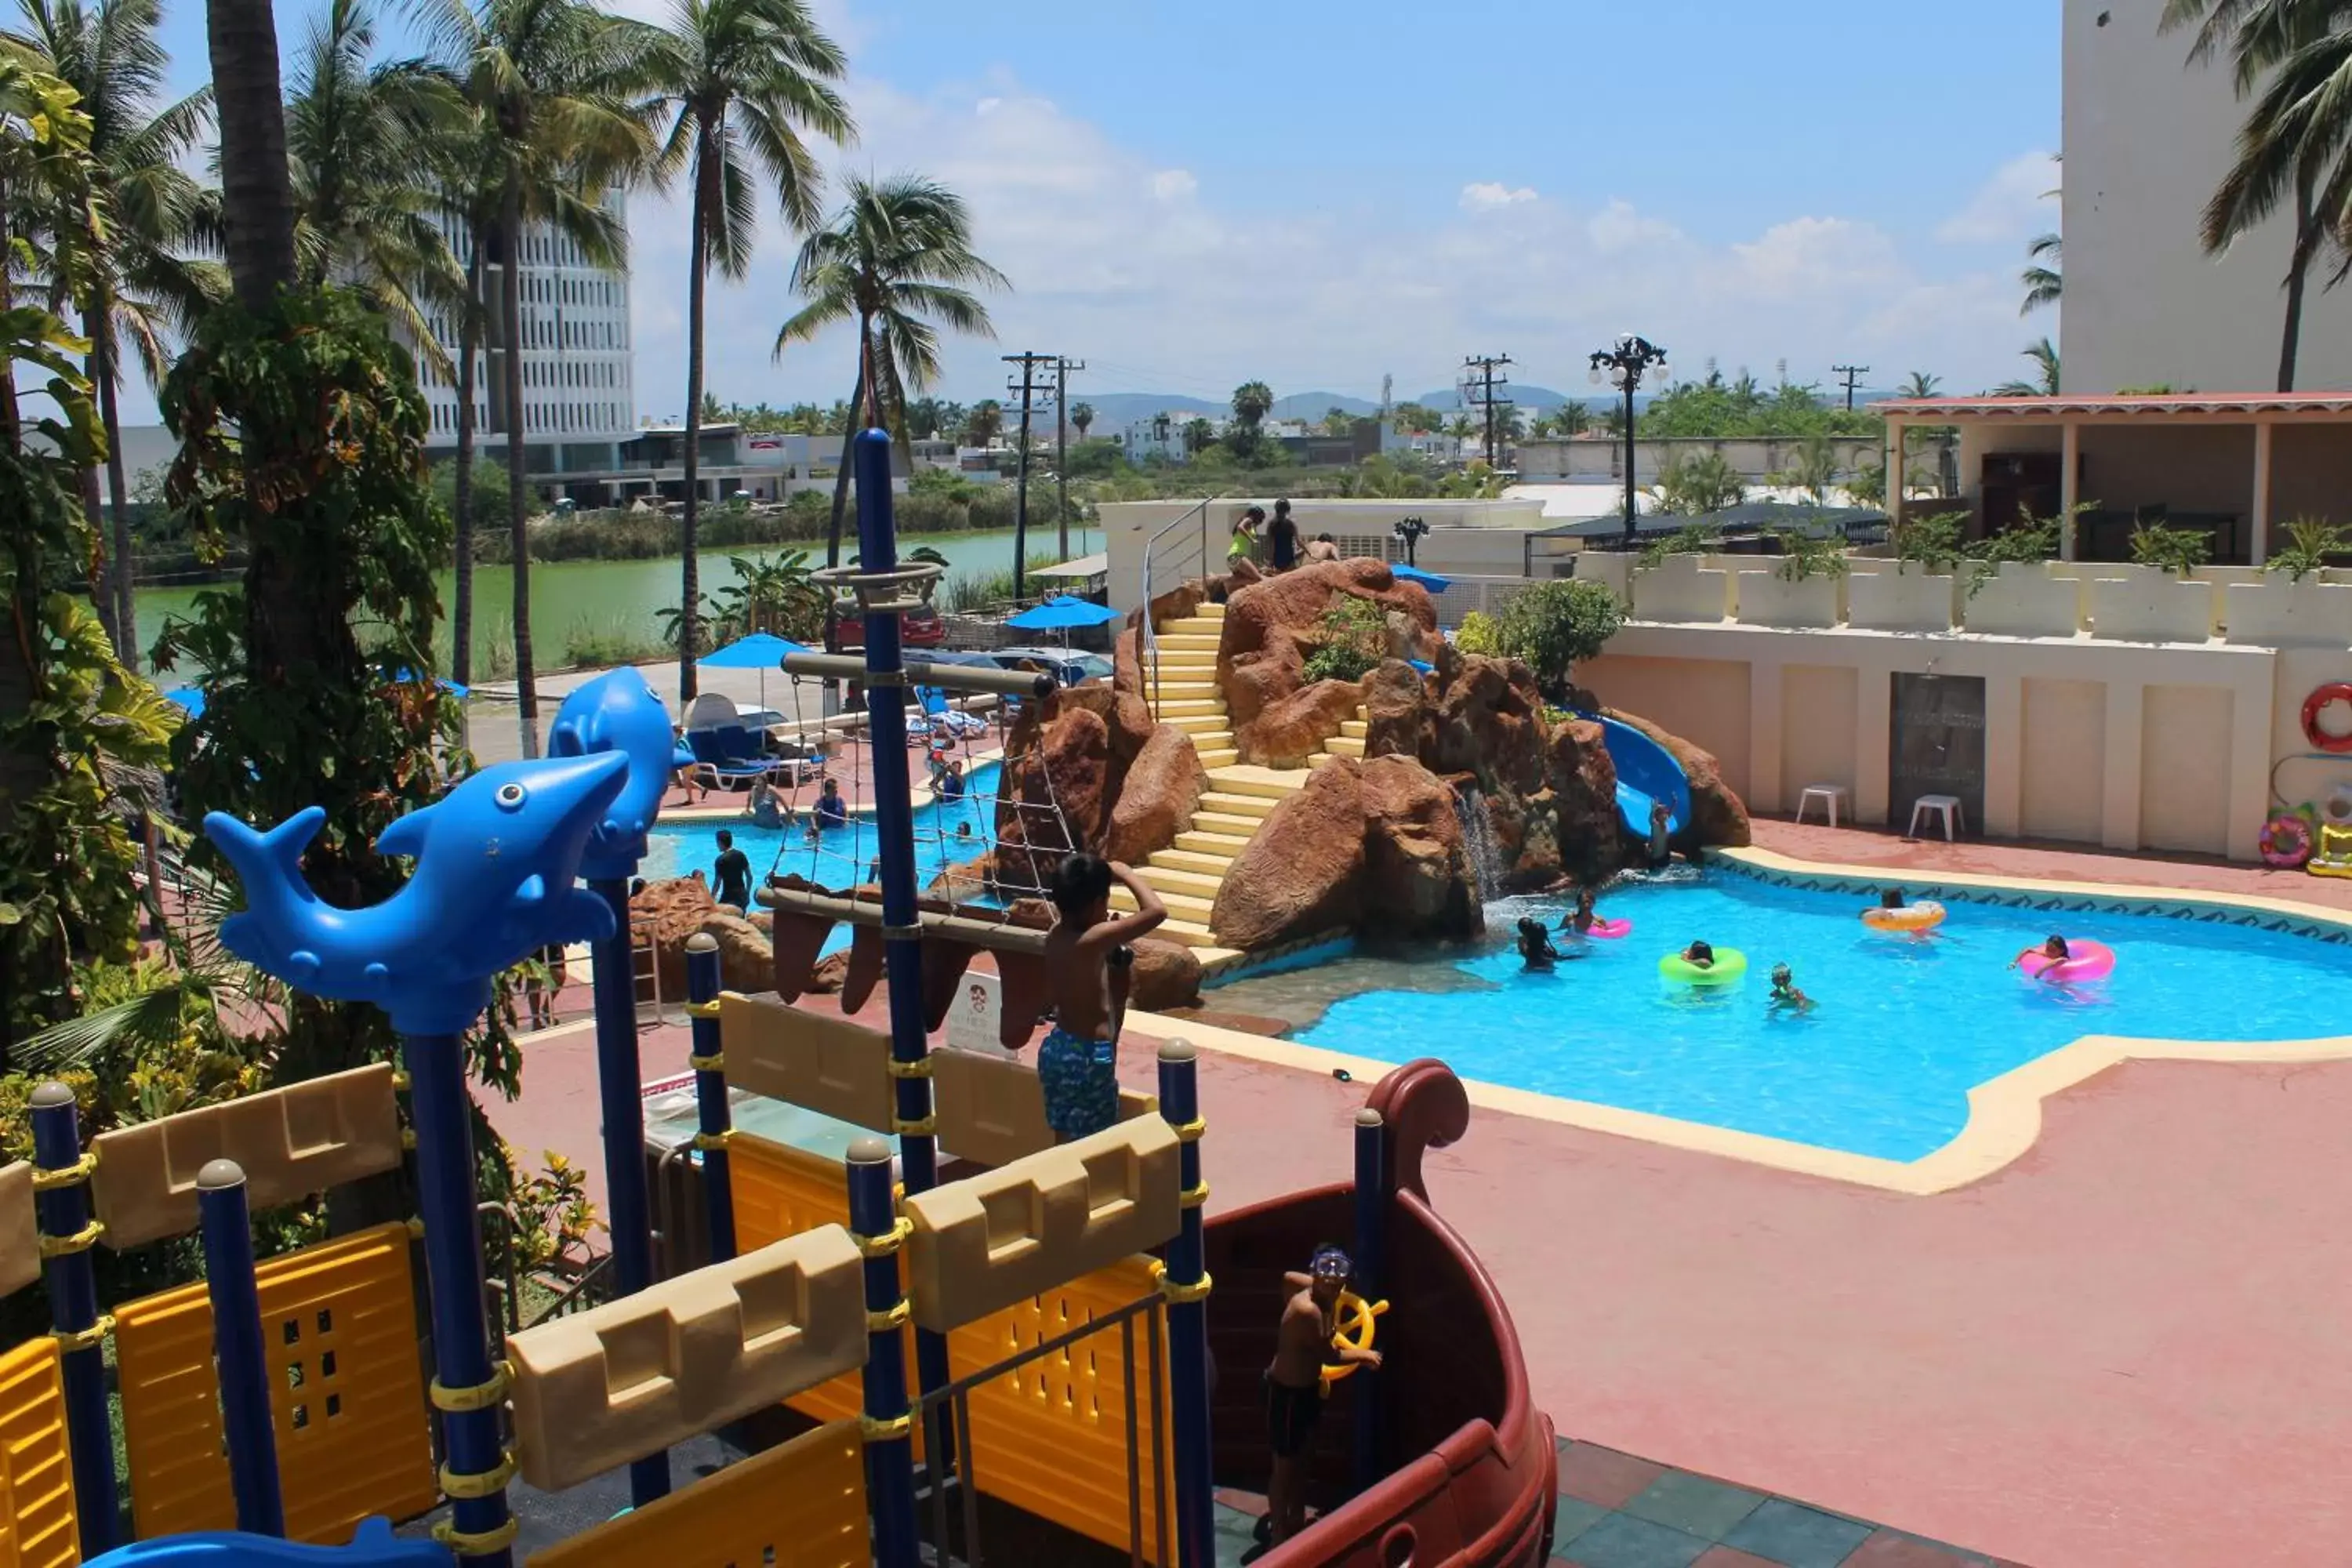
2010,934,2069,969
1681,939,1715,970
1558,886,1599,937
1516,917,1573,970
1880,887,1906,909
1768,963,1814,1011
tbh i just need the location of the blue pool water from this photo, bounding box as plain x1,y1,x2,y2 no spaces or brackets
1247,870,2352,1162
645,761,1004,955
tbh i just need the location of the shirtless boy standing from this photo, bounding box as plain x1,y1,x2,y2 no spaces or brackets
1034,854,1167,1141
1264,1245,1382,1544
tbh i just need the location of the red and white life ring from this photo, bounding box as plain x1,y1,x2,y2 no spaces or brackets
2303,684,2352,753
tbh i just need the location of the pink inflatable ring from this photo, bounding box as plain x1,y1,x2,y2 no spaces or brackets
2019,938,2115,985
1582,916,1632,940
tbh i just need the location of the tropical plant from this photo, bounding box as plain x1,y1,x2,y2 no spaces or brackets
7,0,220,670
1446,413,1475,443
1846,461,1887,509
1230,379,1273,429
2162,0,2347,390
1453,608,1502,657
774,173,1007,617
1492,579,1625,701
1994,337,2061,397
1960,505,2072,598
709,548,822,640
1301,595,1386,685
1637,522,1718,566
1069,400,1094,438
2021,230,2063,315
1772,434,1842,505
1321,405,1356,436
1890,509,1969,575
645,0,850,700
1181,416,1214,455
1773,528,1849,583
425,0,659,750
654,593,716,657
2264,514,2350,579
964,397,1003,445
1651,448,1745,516
1899,371,1943,399
2129,518,2216,574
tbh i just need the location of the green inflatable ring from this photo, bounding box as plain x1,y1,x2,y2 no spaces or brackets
1658,948,1748,985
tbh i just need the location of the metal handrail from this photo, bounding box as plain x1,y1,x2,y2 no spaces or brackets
1141,496,1218,719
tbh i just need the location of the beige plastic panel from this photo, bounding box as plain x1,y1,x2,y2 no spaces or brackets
506,1226,868,1493
933,1051,1161,1170
92,1064,404,1250
0,1163,34,1298
904,1116,1183,1332
720,993,895,1133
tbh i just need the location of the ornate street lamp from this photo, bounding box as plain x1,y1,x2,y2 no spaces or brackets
1392,514,1429,566
1589,334,1669,544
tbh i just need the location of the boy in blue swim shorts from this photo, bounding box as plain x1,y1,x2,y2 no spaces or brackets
1032,852,1167,1141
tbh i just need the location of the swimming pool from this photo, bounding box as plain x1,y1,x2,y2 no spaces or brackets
1205,867,2352,1162
645,760,1004,955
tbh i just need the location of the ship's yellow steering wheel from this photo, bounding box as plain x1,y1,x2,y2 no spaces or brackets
1319,1291,1389,1395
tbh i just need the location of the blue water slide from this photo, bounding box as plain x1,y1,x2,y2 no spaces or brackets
1596,717,1692,840
90,1520,451,1567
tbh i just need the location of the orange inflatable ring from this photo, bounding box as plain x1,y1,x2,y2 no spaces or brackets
2303,684,2352,753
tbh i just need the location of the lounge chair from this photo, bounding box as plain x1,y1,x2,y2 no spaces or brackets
684,728,785,790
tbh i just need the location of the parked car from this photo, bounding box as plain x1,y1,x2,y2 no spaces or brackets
989,647,1112,686
834,601,946,648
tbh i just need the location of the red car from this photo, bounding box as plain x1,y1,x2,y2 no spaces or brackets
833,601,945,648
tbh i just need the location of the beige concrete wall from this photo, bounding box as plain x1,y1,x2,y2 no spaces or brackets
1780,666,1859,805
1582,653,1753,800
2020,679,2107,846
2140,684,2235,852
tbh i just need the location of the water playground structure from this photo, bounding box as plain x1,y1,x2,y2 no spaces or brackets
0,430,1555,1568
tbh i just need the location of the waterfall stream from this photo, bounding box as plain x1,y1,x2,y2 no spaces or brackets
1454,787,1508,903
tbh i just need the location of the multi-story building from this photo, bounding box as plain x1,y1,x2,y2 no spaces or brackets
2063,0,2352,393
410,196,640,497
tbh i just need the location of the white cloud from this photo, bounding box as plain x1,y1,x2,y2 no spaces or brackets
1936,151,2060,245
1150,169,1198,202
1460,181,1537,212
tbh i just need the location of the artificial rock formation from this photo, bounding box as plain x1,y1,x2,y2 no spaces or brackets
1105,724,1210,865
993,702,1111,893
1208,759,1370,950
1359,755,1480,938
1361,658,1430,760
633,877,721,1001
1214,561,1440,761
1239,678,1364,770
696,912,777,995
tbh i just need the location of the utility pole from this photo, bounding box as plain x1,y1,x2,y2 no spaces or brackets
1462,353,1514,469
1004,350,1057,604
1833,364,1870,412
1054,356,1085,561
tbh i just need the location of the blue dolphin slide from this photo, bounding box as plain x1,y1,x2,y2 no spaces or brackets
89,1520,450,1566
1595,716,1692,841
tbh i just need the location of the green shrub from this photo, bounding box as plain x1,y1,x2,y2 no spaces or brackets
1494,579,1626,699
1890,510,1968,575
1454,609,1503,657
1773,529,1850,583
1637,523,1717,567
1301,595,1387,684
2266,517,2350,582
2129,519,2211,575
561,615,668,670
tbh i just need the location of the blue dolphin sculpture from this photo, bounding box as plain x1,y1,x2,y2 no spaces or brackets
546,667,695,880
89,1519,450,1566
204,751,630,1035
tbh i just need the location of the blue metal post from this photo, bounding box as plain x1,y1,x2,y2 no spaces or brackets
684,934,736,1263
402,1031,514,1567
198,1160,285,1537
1156,1040,1215,1568
848,1136,919,1568
850,426,953,1416
586,876,669,1505
1350,1107,1386,1496
28,1082,119,1558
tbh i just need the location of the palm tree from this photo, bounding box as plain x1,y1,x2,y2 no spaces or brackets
1070,399,1094,438
206,0,299,310
2020,231,2063,315
1899,371,1943,399
425,0,657,751
1552,400,1590,437
1230,379,1273,428
964,397,1003,445
2162,0,2347,389
1181,416,1212,455
1995,337,2062,397
646,0,848,701
9,0,219,669
773,172,1007,595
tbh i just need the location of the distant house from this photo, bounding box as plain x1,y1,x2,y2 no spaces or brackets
1119,412,1216,466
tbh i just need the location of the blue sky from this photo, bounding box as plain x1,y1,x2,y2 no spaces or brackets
129,0,2061,423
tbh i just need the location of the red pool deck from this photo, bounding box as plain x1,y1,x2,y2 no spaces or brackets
485,827,2352,1567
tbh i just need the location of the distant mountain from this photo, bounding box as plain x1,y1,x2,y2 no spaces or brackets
1064,392,1225,432
1411,385,1579,412
1272,391,1381,420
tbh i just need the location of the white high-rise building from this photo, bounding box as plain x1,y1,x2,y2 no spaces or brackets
411,194,637,473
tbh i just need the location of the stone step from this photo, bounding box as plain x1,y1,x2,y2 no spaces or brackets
1148,917,1225,949
1156,633,1221,652
1194,749,1239,769
1157,698,1224,717
1172,714,1229,735
1192,810,1266,835
1157,651,1218,671
1323,735,1367,759
1198,792,1278,820
1191,601,1226,617
1152,848,1236,876
1339,719,1368,739
1133,864,1225,897
1207,766,1310,800
1162,617,1225,637
1112,885,1216,921
1175,829,1254,855
1152,680,1221,699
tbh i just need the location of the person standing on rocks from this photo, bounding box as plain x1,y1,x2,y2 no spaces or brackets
1269,497,1301,572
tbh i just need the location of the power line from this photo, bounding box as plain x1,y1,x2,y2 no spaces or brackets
1004,350,1059,601
1461,353,1514,470
1833,363,1870,412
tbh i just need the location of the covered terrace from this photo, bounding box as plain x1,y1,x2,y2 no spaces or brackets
1879,391,2352,565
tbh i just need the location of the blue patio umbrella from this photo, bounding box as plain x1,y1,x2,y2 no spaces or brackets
1392,564,1450,592
1005,595,1120,632
164,686,205,719
699,630,811,709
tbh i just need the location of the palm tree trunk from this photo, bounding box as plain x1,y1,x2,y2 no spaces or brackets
205,0,298,310
2280,164,2319,394
75,399,114,652
679,141,714,702
822,328,866,655
499,187,537,757
452,242,481,688
96,332,137,672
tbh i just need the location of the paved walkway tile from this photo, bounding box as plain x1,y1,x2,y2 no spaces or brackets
1722,1501,1875,1568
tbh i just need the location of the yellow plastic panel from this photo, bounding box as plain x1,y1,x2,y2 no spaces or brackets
112,1222,437,1543
905,1117,1182,1332
506,1228,867,1493
728,1134,890,1429
93,1065,403,1250
952,1256,1177,1562
0,1163,35,1301
526,1419,866,1568
720,994,895,1132
0,1338,77,1568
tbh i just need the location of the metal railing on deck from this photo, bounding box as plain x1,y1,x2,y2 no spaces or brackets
1141,497,1219,720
